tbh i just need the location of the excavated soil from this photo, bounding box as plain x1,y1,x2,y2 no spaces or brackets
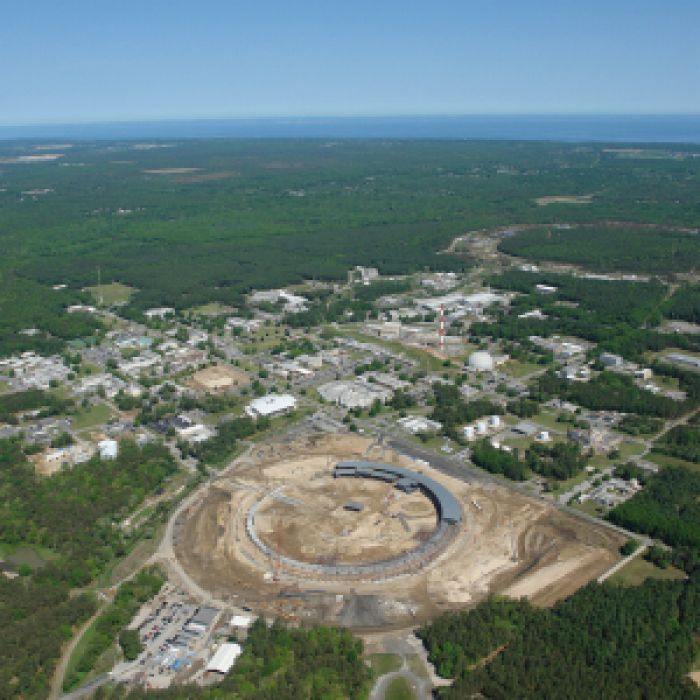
175,434,624,628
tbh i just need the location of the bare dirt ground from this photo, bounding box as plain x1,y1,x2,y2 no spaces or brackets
188,364,250,392
174,434,623,628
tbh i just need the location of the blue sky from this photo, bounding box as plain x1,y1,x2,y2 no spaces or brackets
1,0,699,124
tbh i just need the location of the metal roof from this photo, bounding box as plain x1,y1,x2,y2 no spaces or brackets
206,642,242,674
189,606,219,628
334,460,461,524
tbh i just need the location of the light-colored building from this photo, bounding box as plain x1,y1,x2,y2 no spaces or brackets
318,380,391,409
246,394,297,418
467,351,495,372
98,439,119,460
144,307,175,319
397,415,442,434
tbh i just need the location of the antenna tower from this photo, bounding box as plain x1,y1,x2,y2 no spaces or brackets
97,266,103,306
439,304,446,354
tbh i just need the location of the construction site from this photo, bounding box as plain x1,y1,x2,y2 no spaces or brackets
173,434,625,629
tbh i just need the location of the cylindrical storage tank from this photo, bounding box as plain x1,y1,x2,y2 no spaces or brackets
476,420,487,434
489,415,501,429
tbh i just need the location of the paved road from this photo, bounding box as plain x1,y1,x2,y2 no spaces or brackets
49,606,106,700
58,673,110,700
598,543,648,583
386,435,644,542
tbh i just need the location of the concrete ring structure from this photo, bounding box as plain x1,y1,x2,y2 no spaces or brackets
245,460,462,580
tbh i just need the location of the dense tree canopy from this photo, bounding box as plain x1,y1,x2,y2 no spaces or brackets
419,575,700,699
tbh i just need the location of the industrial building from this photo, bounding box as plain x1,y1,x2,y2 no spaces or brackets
467,350,495,372
185,606,219,634
318,379,392,409
205,642,242,675
245,393,297,418
334,461,461,524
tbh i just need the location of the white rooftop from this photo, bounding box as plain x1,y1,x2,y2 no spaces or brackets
206,642,242,674
246,393,296,417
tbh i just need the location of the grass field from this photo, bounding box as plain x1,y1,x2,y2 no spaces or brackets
572,499,606,517
384,676,416,700
0,542,59,568
189,302,235,316
62,610,112,691
406,654,428,679
500,360,543,378
647,452,700,473
85,282,136,306
72,402,112,430
532,411,568,431
617,440,646,458
608,557,686,587
367,654,402,677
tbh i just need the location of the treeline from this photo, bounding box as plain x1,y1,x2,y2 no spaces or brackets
110,619,371,700
420,575,700,699
416,599,539,678
498,224,700,273
0,275,101,356
63,567,165,691
534,370,694,418
429,383,503,433
618,414,664,435
525,441,587,480
664,284,700,324
471,440,527,480
190,415,259,466
0,389,73,423
609,466,700,549
0,438,179,698
470,439,587,482
475,270,700,362
0,572,96,699
654,417,700,464
0,438,178,585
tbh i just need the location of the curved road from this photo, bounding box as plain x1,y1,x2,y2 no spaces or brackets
369,657,432,700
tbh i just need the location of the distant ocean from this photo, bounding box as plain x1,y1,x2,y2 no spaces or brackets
1,115,700,143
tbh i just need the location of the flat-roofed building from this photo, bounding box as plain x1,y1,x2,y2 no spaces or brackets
206,642,242,674
246,393,297,418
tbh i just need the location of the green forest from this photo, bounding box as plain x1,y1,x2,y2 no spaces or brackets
609,466,700,548
101,620,371,700
474,269,700,362
498,224,700,273
418,574,700,699
0,438,179,698
2,138,700,350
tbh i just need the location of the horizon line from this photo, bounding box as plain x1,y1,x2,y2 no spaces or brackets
3,111,700,130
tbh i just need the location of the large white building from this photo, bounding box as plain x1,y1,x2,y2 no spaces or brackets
246,393,297,418
467,351,495,372
318,380,392,409
206,642,242,675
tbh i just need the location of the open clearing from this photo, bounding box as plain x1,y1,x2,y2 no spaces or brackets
534,195,593,206
607,556,686,587
142,167,202,175
174,434,623,629
85,282,136,305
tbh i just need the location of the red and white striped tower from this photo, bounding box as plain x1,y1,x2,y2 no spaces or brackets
439,304,446,353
